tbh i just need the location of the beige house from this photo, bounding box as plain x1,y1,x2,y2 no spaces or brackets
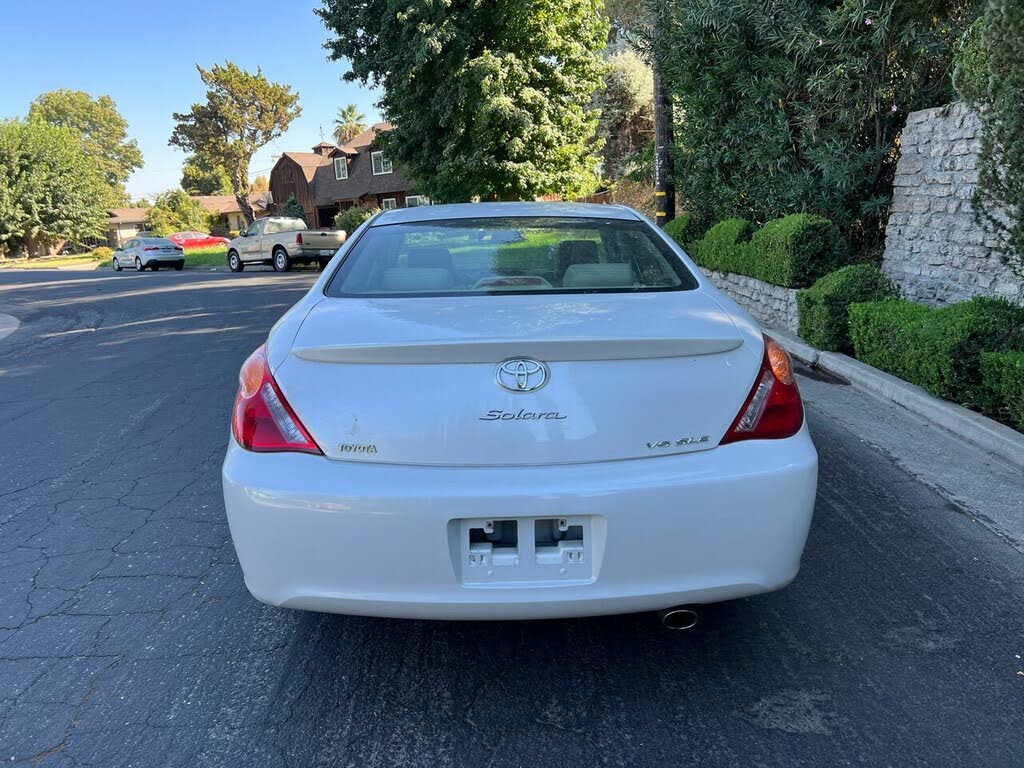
106,208,153,247
194,194,271,234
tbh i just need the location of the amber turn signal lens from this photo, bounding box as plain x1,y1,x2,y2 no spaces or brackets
238,345,267,399
765,337,795,386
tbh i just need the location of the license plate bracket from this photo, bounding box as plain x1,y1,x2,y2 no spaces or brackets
451,515,600,585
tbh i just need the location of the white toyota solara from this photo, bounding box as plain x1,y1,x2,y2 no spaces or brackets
222,202,818,624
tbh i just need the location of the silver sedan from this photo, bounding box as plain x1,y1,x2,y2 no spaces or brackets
113,237,185,272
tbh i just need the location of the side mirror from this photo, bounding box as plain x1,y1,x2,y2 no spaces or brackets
239,230,248,238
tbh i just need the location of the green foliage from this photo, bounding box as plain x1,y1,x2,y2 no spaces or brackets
0,119,109,256
334,104,366,145
797,264,898,353
318,0,609,201
181,154,232,195
91,246,114,261
145,190,214,236
980,351,1024,430
170,62,301,223
655,0,979,253
279,195,307,223
333,205,379,234
28,90,142,205
662,213,707,252
974,0,1024,276
849,297,1024,410
692,214,846,288
594,50,653,181
953,16,989,102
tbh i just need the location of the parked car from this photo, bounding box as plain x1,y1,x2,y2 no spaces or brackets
167,231,230,250
222,202,819,624
225,217,347,272
112,237,184,272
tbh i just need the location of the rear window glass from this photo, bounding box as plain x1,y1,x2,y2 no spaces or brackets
325,216,697,297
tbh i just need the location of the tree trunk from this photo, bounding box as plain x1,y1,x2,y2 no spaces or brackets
232,164,255,226
652,55,675,228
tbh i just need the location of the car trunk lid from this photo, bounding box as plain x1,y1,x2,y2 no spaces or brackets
273,292,760,466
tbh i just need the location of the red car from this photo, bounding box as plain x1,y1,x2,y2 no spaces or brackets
166,232,231,250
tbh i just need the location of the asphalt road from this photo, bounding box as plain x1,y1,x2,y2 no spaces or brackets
1,269,1022,767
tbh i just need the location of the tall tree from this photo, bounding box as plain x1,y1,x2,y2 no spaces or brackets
318,0,609,201
250,175,270,194
974,0,1024,275
593,51,653,181
28,90,142,205
181,153,233,196
0,120,108,256
145,190,214,235
655,0,978,251
170,63,301,224
333,104,366,145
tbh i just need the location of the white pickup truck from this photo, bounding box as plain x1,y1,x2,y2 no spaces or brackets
226,217,347,272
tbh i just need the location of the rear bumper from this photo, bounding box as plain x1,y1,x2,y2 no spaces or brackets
222,427,818,620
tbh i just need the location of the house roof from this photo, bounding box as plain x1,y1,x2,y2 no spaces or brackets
280,152,332,182
193,194,270,216
340,122,394,153
108,208,150,224
309,123,412,205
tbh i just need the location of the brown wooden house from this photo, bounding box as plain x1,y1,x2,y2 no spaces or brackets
269,123,424,228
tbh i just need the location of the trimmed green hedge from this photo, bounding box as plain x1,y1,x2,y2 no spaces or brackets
849,297,1024,411
981,351,1024,430
662,213,707,252
688,214,845,288
797,264,898,353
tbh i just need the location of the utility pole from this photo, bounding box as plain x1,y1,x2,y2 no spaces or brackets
652,11,675,227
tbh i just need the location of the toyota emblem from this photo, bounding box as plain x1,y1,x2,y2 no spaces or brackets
495,358,549,393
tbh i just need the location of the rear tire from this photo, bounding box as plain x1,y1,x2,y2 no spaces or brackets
113,258,122,272
174,261,184,271
151,263,160,271
273,248,292,272
317,259,328,272
228,251,244,272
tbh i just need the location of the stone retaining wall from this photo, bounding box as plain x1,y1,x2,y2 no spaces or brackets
703,270,800,334
884,102,1023,306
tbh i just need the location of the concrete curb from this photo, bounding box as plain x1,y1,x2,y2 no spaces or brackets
769,327,1024,472
0,312,20,342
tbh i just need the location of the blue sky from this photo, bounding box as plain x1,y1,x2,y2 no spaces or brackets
0,0,381,200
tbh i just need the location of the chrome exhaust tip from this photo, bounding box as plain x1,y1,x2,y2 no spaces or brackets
659,606,699,630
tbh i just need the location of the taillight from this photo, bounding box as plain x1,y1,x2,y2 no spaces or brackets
231,345,322,454
296,233,303,245
144,246,159,251
720,335,804,444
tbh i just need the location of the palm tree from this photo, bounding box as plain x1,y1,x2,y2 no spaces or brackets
333,105,367,145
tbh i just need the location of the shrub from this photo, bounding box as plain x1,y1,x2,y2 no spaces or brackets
279,194,307,222
228,230,240,239
952,16,989,103
691,218,754,272
91,246,113,261
334,205,380,235
692,214,845,288
797,264,898,353
981,351,1024,430
849,297,1024,411
662,213,708,252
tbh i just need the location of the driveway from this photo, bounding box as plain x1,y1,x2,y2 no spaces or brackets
0,270,1022,767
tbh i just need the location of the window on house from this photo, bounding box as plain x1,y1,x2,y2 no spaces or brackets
334,158,348,180
371,151,393,175
405,195,430,208
381,198,398,210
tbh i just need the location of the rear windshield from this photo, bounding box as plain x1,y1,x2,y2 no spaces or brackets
325,216,697,297
266,218,308,234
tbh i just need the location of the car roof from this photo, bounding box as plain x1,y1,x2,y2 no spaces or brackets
370,202,643,226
